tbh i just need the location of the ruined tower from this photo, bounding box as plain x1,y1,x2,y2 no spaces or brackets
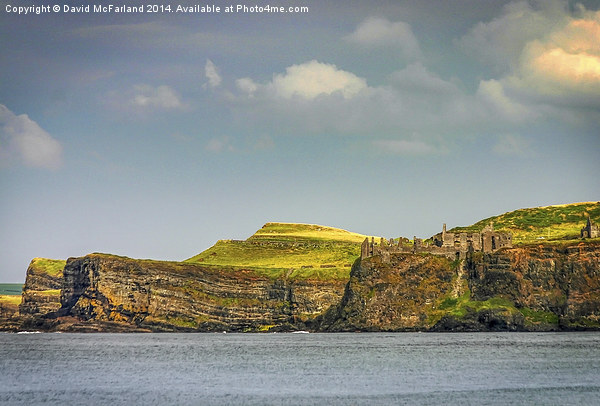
581,217,600,239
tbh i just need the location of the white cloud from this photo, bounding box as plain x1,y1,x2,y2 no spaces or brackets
130,85,184,109
236,77,258,96
204,59,222,88
227,59,524,139
345,17,422,60
105,84,186,115
0,104,63,169
269,60,367,100
233,60,367,101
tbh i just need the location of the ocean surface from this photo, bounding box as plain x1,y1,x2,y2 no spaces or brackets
0,283,22,295
1,332,599,405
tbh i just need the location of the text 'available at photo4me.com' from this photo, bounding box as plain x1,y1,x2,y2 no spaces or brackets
4,2,309,15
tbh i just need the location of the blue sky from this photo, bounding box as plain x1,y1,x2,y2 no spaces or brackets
1,0,599,282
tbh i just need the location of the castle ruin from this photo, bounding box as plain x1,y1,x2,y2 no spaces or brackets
581,217,599,239
361,223,512,261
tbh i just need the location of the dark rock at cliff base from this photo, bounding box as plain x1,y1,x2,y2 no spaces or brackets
431,309,526,332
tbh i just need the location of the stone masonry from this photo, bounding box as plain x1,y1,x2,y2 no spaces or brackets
361,223,512,261
581,217,600,239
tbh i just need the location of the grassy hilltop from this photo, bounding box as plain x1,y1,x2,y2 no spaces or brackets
185,222,379,280
450,202,600,244
146,202,600,281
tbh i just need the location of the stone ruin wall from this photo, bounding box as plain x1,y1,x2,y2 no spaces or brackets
581,218,600,239
361,223,513,261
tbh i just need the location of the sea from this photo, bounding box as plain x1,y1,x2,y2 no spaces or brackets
0,332,599,405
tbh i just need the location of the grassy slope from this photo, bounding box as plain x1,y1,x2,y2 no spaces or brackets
434,202,600,329
30,258,66,277
185,222,379,280
449,201,600,244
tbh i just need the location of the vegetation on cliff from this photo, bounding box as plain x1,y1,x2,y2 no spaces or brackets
185,222,379,280
450,201,600,244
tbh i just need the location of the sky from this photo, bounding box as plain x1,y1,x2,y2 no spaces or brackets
1,0,599,282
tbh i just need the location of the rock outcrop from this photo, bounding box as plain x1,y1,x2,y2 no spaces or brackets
55,253,345,332
19,258,65,316
318,254,455,331
318,241,600,332
466,242,600,330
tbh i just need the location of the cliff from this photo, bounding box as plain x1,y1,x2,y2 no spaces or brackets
463,242,600,330
3,206,600,332
54,253,345,332
319,241,600,332
19,258,65,316
318,254,456,331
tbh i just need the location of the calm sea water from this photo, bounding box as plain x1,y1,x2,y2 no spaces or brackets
1,332,599,405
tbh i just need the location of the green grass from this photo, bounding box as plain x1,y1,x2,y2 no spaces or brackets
434,290,563,328
186,222,380,280
249,222,372,243
0,284,23,295
450,201,600,244
519,308,559,325
434,290,518,318
30,258,66,277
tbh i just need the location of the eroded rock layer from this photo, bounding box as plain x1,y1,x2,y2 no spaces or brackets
57,253,345,332
319,242,600,332
19,258,64,316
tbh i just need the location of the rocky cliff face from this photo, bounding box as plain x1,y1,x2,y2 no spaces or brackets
57,253,345,332
465,242,600,330
318,254,456,331
19,258,64,316
318,242,600,332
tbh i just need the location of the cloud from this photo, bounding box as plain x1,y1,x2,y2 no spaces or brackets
204,59,222,88
345,17,422,60
513,9,600,100
476,79,535,122
237,60,367,100
235,78,258,96
458,0,568,73
0,104,63,169
227,60,527,140
105,84,186,114
130,85,184,109
388,62,460,95
460,1,600,122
